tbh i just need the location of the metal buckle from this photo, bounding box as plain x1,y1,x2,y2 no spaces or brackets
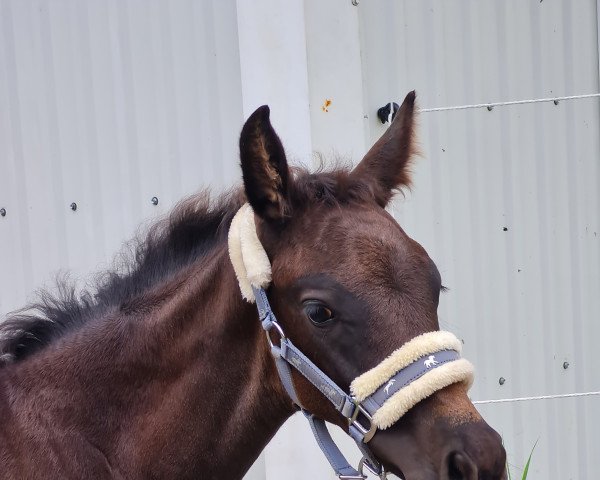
358,456,387,479
265,320,286,349
349,401,378,443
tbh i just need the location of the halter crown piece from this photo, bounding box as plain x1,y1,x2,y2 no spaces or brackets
228,204,475,480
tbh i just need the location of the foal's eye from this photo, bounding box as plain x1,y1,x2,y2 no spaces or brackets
303,302,335,325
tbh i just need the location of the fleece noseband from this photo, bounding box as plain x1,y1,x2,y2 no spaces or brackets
228,204,474,479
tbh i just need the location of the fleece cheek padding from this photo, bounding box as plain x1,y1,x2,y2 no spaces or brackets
228,203,272,302
350,331,463,401
228,205,251,301
372,358,475,430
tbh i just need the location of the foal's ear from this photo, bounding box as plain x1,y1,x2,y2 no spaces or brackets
352,91,417,206
239,105,289,222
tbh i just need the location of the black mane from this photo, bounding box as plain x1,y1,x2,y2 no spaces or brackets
0,166,377,367
0,189,244,366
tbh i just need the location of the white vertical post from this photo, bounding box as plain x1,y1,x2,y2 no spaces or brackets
304,0,367,164
236,0,313,164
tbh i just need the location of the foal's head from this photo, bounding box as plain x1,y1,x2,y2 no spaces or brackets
239,92,506,479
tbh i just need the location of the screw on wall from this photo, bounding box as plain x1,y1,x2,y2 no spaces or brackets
151,196,159,206
70,202,77,211
487,105,494,111
351,0,359,5
0,208,6,217
563,361,569,370
499,377,506,385
554,100,560,105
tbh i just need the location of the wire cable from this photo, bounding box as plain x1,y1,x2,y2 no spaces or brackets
473,390,600,405
420,92,600,113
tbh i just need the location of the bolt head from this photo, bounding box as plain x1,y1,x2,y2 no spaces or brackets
499,377,506,385
563,361,569,369
70,202,77,211
487,105,494,111
151,196,159,206
0,208,5,217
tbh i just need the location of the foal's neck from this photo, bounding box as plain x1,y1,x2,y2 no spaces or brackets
11,246,293,479
120,246,294,479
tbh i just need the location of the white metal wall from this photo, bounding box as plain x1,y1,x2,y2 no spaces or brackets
359,2,600,478
0,0,244,310
1,1,599,479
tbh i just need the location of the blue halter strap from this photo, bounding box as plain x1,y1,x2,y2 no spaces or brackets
253,287,465,479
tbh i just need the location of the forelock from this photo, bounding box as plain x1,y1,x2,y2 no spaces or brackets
289,167,379,210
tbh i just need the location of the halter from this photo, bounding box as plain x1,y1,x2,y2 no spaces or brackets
228,204,474,479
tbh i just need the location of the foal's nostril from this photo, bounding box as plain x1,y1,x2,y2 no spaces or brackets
446,451,478,480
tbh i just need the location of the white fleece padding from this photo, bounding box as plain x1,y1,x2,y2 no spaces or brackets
350,331,463,401
372,358,475,429
227,203,272,302
228,205,252,301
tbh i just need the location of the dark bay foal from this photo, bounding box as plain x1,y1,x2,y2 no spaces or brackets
0,92,506,479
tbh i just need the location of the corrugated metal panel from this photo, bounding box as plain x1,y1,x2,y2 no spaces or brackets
359,1,600,478
0,0,243,312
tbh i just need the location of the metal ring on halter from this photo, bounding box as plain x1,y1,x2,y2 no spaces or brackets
358,456,387,479
265,320,286,349
349,400,378,443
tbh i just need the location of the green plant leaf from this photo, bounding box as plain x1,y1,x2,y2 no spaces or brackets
520,440,538,480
